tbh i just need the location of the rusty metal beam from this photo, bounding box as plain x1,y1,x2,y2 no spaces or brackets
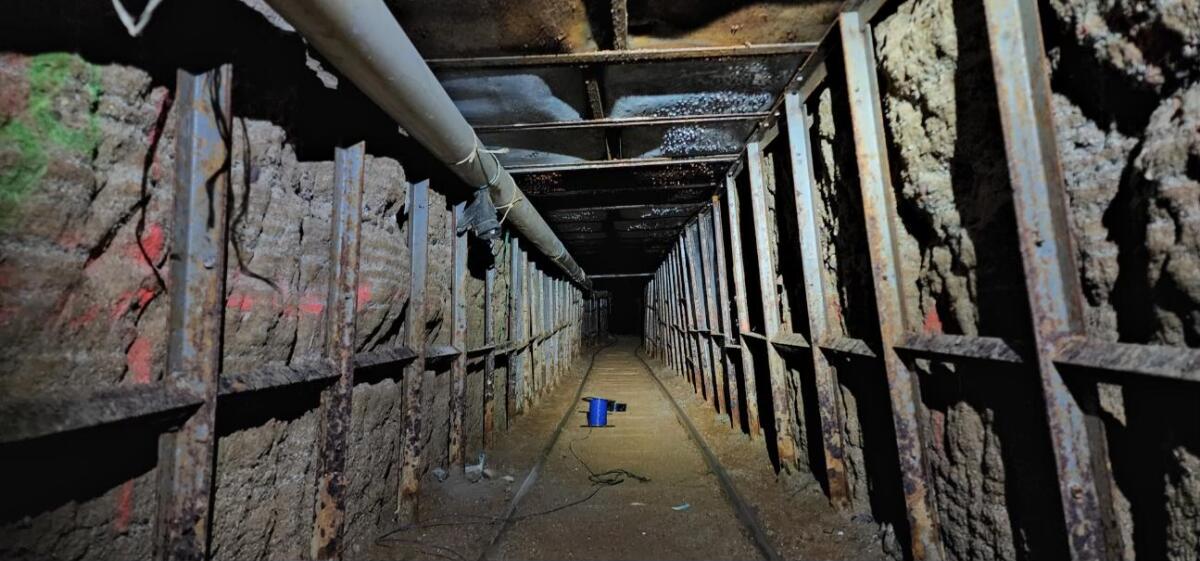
697,210,729,417
709,196,742,432
398,178,431,514
473,113,771,133
746,141,798,468
427,43,817,69
723,175,763,437
983,0,1114,556
483,262,497,447
311,142,366,560
782,91,851,508
509,155,739,174
153,65,232,561
449,203,468,468
839,12,942,560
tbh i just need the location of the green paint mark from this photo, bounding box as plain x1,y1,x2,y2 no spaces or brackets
0,53,102,228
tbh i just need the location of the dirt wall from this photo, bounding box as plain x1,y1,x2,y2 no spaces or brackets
1045,0,1200,556
0,47,570,560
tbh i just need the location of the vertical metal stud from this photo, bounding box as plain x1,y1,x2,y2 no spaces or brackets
155,64,232,561
398,179,431,513
507,236,525,422
746,140,798,468
839,12,943,560
724,175,763,437
698,210,729,418
483,261,497,447
685,222,716,406
782,92,851,508
311,142,366,560
710,197,742,430
982,0,1110,557
448,203,468,468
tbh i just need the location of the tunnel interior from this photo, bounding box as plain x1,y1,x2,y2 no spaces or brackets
2,0,1200,560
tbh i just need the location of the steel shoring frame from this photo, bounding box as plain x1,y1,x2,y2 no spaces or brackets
983,0,1115,557
697,209,730,419
839,12,943,560
709,196,743,432
684,222,717,407
724,176,764,438
399,178,432,516
311,142,366,560
781,92,851,509
745,140,800,469
154,65,233,561
449,203,469,468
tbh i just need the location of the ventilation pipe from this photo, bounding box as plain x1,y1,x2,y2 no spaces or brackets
263,0,591,289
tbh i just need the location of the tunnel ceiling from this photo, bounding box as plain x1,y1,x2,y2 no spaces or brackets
408,1,828,275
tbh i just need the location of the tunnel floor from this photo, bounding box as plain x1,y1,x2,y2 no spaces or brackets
372,339,884,560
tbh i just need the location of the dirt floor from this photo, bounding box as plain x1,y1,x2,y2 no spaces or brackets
369,338,883,560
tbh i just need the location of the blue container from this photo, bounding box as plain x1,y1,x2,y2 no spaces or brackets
587,398,609,427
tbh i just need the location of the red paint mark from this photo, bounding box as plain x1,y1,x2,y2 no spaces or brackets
126,222,165,265
226,292,255,312
299,293,325,315
356,281,372,311
126,336,154,384
111,287,158,320
113,480,134,534
922,307,943,334
68,304,102,330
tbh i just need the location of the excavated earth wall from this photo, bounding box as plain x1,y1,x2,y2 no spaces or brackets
0,47,549,560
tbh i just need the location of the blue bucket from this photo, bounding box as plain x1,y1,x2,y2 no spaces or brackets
587,397,609,427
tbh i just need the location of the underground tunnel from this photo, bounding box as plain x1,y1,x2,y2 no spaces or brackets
1,0,1199,559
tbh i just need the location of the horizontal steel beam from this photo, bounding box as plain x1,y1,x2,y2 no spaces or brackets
428,43,816,69
509,154,739,174
475,112,771,133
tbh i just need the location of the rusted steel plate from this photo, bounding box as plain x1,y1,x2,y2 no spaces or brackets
819,336,878,359
840,13,942,559
983,0,1113,557
312,142,366,560
723,175,763,437
746,141,798,467
783,91,850,508
427,44,816,69
399,179,431,513
449,203,469,468
353,346,419,369
153,65,232,561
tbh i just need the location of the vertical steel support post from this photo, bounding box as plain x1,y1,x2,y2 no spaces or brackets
399,179,431,513
483,261,497,446
507,236,525,421
724,175,763,437
698,212,729,417
155,65,232,561
311,142,366,559
839,12,943,560
684,223,715,404
448,203,468,468
782,92,851,508
982,0,1111,557
746,140,798,467
710,196,742,430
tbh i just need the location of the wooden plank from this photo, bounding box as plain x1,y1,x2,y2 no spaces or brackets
311,142,366,559
710,196,742,430
507,236,525,421
483,261,497,446
698,211,729,417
